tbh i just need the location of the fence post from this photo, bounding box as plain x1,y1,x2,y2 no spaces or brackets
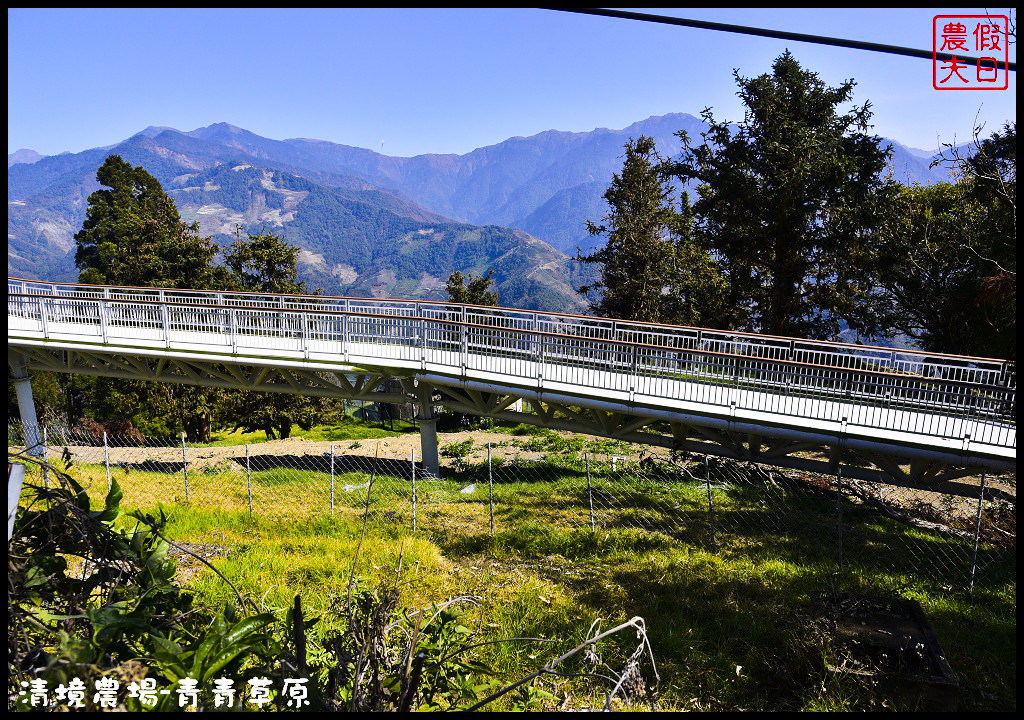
245,443,252,516
586,452,595,532
103,431,111,493
487,443,495,537
411,448,417,532
41,427,49,487
969,472,988,591
705,455,716,546
330,445,336,516
181,432,189,502
835,465,844,570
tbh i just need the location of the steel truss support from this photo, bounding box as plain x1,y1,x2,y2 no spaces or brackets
7,347,411,405
8,355,42,455
416,382,440,477
418,381,1003,499
9,346,1008,496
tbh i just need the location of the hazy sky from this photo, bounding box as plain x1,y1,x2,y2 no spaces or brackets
8,8,1017,157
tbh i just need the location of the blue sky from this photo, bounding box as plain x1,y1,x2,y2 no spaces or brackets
7,8,1017,157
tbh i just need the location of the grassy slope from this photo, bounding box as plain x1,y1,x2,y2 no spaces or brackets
163,507,1013,711
18,420,1015,711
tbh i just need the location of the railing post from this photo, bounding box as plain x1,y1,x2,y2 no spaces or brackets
160,291,171,349
460,306,468,374
537,335,545,388
417,304,427,369
38,295,50,338
99,299,109,343
103,431,111,493
421,317,428,369
302,312,309,359
342,310,350,362
181,432,189,502
330,445,336,516
230,308,237,353
630,343,638,401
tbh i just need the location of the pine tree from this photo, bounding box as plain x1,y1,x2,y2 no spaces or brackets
578,136,677,323
660,192,728,328
578,135,725,325
665,52,895,340
218,228,324,439
446,270,499,306
224,226,308,295
74,155,231,289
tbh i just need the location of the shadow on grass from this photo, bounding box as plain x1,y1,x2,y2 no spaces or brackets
116,460,186,474
432,511,1013,710
230,452,413,479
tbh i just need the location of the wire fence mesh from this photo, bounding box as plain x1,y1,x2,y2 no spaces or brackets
8,421,1014,592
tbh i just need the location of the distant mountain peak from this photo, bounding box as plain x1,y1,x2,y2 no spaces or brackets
137,125,180,138
8,149,44,167
8,111,949,309
187,122,247,139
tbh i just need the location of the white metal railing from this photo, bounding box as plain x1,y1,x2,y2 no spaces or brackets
7,278,1017,449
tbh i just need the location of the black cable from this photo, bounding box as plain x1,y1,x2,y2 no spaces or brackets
545,8,1016,73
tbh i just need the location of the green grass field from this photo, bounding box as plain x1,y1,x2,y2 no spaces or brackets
17,445,1015,711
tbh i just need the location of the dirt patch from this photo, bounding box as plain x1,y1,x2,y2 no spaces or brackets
57,429,663,473
169,541,231,585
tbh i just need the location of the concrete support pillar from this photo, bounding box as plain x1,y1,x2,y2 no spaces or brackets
11,362,43,456
416,382,440,477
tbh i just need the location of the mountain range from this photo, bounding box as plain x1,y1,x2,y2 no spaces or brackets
8,114,955,311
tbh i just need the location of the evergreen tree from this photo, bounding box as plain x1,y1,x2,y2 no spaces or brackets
578,136,678,323
74,155,231,289
865,123,1015,358
578,135,725,325
71,156,238,439
660,192,729,328
218,228,325,439
446,270,499,306
224,226,308,295
665,52,895,340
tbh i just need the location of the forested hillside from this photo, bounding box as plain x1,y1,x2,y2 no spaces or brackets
9,113,950,311
8,132,590,311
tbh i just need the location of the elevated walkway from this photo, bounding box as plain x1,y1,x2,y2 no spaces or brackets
8,279,1016,481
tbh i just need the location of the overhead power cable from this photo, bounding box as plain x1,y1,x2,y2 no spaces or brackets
546,8,1017,73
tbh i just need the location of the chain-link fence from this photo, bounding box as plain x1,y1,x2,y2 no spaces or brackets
8,421,1014,591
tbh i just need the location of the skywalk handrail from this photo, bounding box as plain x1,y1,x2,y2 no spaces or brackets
6,289,1014,394
9,278,1016,372
7,278,1016,447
